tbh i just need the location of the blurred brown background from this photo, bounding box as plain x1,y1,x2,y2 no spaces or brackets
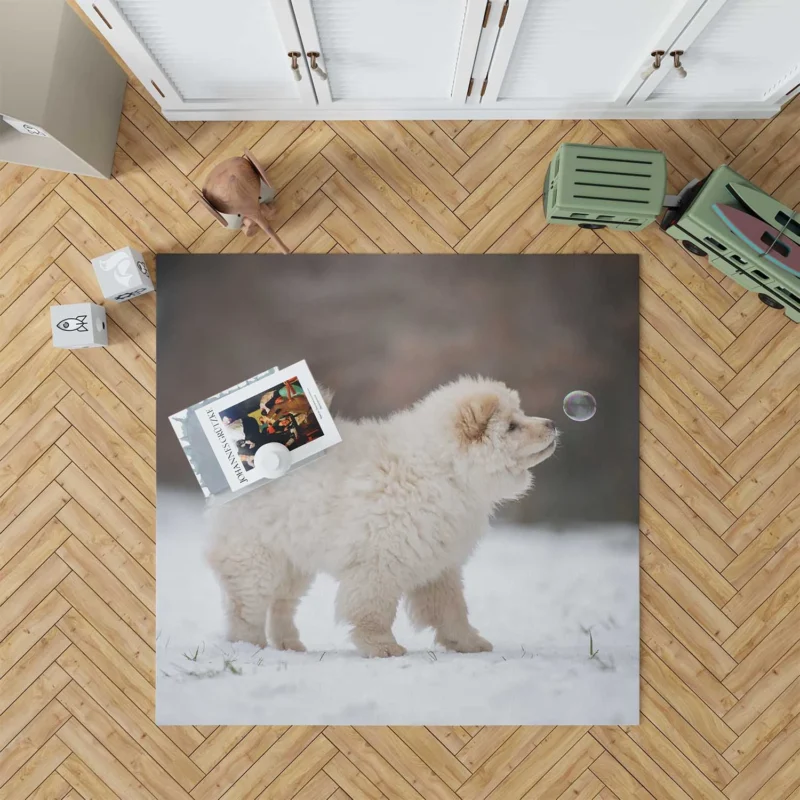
157,254,639,525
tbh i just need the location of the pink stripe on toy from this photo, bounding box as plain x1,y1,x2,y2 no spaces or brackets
713,204,800,276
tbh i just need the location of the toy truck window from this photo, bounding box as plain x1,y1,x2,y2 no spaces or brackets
776,212,800,239
777,288,800,306
704,236,727,251
760,233,791,259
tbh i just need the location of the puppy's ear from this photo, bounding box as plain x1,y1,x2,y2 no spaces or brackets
456,393,499,444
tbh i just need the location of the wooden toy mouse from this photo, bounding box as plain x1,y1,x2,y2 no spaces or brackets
197,149,289,254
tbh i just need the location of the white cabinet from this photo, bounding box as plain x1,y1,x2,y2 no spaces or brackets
290,0,486,109
478,0,706,107
478,0,799,115
632,0,800,108
77,0,800,120
77,0,316,112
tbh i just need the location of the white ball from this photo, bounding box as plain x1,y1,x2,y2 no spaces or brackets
254,442,292,479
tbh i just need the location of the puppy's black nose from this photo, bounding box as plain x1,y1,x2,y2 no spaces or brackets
544,419,555,431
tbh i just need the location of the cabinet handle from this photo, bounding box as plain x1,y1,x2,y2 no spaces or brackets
670,50,687,79
307,52,328,81
641,50,665,80
92,4,113,29
288,51,302,81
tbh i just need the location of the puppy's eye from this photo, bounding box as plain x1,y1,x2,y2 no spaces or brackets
508,422,518,432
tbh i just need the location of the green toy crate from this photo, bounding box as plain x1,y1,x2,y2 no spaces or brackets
544,143,667,231
660,164,800,323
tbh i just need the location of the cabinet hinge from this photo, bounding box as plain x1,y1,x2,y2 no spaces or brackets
480,77,488,97
467,77,474,97
482,0,491,27
499,0,509,27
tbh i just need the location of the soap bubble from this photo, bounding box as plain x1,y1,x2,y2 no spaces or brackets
563,390,596,422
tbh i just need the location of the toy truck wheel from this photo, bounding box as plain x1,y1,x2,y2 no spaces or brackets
682,240,707,257
758,293,784,310
578,223,606,230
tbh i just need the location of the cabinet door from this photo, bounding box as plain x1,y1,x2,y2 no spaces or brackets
76,0,316,112
480,0,707,109
635,0,800,107
290,0,486,109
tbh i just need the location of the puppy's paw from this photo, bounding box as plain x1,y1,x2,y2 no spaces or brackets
441,633,493,653
360,641,407,658
226,620,267,648
273,638,307,652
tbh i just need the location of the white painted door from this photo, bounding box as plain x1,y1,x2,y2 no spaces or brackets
75,0,316,112
632,0,800,109
478,0,708,111
289,0,486,109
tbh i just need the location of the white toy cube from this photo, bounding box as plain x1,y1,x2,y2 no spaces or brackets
91,246,154,302
51,303,107,349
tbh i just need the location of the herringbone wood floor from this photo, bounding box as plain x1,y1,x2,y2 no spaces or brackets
2,61,800,799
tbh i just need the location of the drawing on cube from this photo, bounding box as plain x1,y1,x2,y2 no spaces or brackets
50,302,107,349
91,245,154,302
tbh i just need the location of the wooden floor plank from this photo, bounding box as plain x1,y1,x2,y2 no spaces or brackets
0,446,70,536
322,751,383,800
57,646,203,791
57,752,122,799
400,120,469,175
0,698,72,788
188,726,288,800
322,137,453,252
0,170,66,244
456,727,551,800
0,229,68,318
0,664,70,753
116,116,200,212
328,121,468,246
0,591,70,682
364,121,468,210
322,173,417,254
724,672,800,765
641,504,736,609
121,85,202,176
724,531,800,626
0,162,36,206
55,572,154,682
57,500,154,611
455,120,584,233
56,463,155,571
492,728,594,800
111,148,202,248
454,121,506,155
639,681,737,791
723,565,800,660
639,634,737,743
56,716,159,800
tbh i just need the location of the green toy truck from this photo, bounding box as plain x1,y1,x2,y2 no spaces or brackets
659,165,800,323
544,143,800,322
543,143,667,231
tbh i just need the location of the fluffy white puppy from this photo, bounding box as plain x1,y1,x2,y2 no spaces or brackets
207,376,557,658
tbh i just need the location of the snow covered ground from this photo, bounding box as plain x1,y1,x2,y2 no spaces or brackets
156,489,639,726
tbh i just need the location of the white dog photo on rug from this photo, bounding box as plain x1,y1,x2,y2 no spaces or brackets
155,253,640,726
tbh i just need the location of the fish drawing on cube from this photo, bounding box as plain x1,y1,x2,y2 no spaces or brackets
91,246,154,302
51,303,107,349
